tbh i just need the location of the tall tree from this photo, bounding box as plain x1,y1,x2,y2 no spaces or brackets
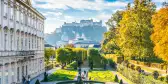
101,11,123,54
151,7,168,71
87,48,102,69
44,48,55,64
118,0,156,59
56,48,67,68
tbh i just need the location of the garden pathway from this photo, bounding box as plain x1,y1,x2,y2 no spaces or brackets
30,67,60,84
107,65,130,84
74,60,90,80
130,62,167,76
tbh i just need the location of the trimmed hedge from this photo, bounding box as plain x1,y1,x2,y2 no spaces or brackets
66,61,77,70
129,60,167,70
105,54,124,63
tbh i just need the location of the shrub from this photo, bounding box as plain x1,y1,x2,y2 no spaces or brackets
109,59,116,68
126,62,130,68
114,75,119,82
35,79,40,84
136,66,141,72
159,76,165,81
43,72,48,82
152,71,159,79
165,75,168,83
130,64,135,70
119,79,123,84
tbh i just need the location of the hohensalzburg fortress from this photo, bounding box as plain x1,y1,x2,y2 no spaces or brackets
63,19,102,27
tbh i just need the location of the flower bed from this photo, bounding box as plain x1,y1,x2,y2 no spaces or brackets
88,70,115,82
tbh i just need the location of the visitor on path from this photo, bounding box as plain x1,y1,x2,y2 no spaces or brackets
27,75,30,84
22,76,26,84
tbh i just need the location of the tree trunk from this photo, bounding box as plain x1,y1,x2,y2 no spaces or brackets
166,63,168,74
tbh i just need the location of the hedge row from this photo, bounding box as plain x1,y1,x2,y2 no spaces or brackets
129,60,167,70
105,54,124,63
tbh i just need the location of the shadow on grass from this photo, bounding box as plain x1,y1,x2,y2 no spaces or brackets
56,80,105,84
47,69,77,81
48,73,76,81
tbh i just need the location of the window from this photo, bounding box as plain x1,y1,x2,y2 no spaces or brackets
16,10,19,21
28,16,30,26
32,37,33,49
21,38,23,50
4,34,7,51
22,66,24,76
10,35,13,50
17,37,19,50
3,2,7,18
5,69,8,84
29,36,30,50
17,67,19,81
11,66,14,83
26,65,28,75
0,66,2,84
25,38,27,50
21,13,23,23
10,7,14,20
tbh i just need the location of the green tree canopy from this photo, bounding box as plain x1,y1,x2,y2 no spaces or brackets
118,0,156,59
45,48,55,63
101,10,123,54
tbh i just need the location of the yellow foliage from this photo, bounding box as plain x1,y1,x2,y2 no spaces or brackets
151,7,168,62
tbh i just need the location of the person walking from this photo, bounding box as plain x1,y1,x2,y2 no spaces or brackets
22,76,26,84
27,75,30,84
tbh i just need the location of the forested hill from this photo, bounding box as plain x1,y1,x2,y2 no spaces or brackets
45,23,107,45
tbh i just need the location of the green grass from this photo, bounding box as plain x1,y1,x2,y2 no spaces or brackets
48,69,77,81
88,70,114,82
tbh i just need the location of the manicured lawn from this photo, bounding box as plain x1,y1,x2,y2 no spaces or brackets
88,70,114,82
48,69,77,81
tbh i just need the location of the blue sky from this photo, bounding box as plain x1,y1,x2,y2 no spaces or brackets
32,0,165,33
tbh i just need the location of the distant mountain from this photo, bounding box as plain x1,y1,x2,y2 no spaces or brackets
45,19,107,45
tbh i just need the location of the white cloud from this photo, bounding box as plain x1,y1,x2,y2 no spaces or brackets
32,0,128,10
153,0,166,3
43,12,63,16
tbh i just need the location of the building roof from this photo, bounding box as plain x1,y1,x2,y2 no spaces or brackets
45,44,54,47
73,40,100,45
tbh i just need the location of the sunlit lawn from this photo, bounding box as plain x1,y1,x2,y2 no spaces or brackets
88,70,114,82
48,69,77,81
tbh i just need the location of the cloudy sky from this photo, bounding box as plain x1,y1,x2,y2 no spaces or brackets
32,0,165,34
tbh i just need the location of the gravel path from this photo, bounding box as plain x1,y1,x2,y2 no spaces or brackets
30,67,60,84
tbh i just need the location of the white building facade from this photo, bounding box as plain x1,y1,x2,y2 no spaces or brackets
0,0,45,84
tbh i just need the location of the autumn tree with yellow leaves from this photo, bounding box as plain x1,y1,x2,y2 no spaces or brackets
151,7,168,62
118,0,156,60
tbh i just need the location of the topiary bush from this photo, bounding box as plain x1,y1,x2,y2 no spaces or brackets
130,64,135,70
109,59,116,68
153,71,159,79
35,79,40,84
114,75,119,82
159,76,165,81
43,72,48,82
165,75,168,83
119,79,123,84
136,66,141,72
